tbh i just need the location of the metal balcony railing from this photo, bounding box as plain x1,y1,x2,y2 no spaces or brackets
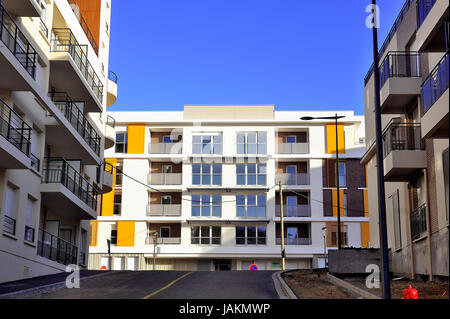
50,29,103,102
146,204,182,216
49,92,101,156
0,4,37,78
275,205,311,217
0,98,31,156
3,215,16,235
416,0,437,28
382,122,425,159
276,142,309,154
41,157,98,210
148,173,182,185
410,204,427,240
421,51,449,114
39,18,48,38
145,237,181,245
149,142,182,154
108,70,118,84
37,229,78,265
379,52,421,88
67,0,99,55
275,173,310,185
276,237,312,245
30,153,40,171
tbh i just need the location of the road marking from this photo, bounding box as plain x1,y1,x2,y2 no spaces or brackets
142,271,194,299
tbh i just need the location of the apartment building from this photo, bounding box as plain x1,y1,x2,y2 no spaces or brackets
0,0,117,283
361,0,449,280
88,105,369,271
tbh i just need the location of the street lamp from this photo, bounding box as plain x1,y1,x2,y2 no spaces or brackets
152,231,158,271
321,226,327,268
301,114,345,249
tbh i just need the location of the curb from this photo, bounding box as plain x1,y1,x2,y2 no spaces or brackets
272,271,297,299
0,271,115,299
326,273,381,299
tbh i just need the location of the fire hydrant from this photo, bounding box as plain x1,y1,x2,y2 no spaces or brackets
402,285,419,299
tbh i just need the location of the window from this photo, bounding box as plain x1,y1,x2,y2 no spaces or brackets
236,195,266,217
237,132,267,154
336,162,346,187
343,193,348,216
115,133,128,153
192,164,222,185
191,226,221,245
192,195,221,217
236,226,266,245
110,229,117,244
115,163,123,187
113,194,121,215
25,196,35,242
193,134,222,155
392,190,402,249
286,136,296,143
160,227,170,238
330,225,348,247
3,184,17,235
236,164,266,185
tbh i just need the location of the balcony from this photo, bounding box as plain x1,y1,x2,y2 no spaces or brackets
0,4,37,90
148,173,182,185
47,92,101,162
99,162,114,194
41,158,98,219
379,52,422,113
1,0,40,17
149,142,182,154
146,204,182,217
67,0,99,56
275,205,311,217
106,71,118,107
382,121,426,181
420,52,449,138
275,173,310,186
410,204,428,240
49,29,103,112
0,98,32,169
275,238,312,245
276,143,309,154
416,0,449,52
145,237,181,245
37,229,78,266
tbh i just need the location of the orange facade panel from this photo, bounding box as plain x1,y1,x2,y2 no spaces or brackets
326,123,345,154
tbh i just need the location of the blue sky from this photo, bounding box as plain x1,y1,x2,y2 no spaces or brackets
108,0,406,115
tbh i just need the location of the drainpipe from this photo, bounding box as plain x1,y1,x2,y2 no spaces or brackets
423,169,433,281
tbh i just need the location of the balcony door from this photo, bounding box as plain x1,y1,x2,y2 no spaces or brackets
161,195,171,214
286,196,297,217
162,165,172,184
286,165,296,185
286,227,298,245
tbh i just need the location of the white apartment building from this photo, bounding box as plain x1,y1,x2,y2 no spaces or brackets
89,105,369,271
0,0,117,283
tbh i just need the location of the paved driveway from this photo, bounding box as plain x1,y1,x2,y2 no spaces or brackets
28,270,278,299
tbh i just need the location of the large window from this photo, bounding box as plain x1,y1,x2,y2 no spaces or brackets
193,134,222,155
236,164,266,185
236,195,266,217
236,226,266,245
392,189,402,250
110,229,117,245
115,133,128,153
336,162,346,187
192,164,222,185
237,132,267,155
191,226,221,245
191,195,222,217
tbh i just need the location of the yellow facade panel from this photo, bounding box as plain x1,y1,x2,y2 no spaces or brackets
361,222,370,248
89,221,98,247
117,221,135,247
127,124,145,154
326,123,345,154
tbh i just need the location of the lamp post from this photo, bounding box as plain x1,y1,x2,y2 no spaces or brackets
301,114,345,249
152,231,158,271
107,239,111,270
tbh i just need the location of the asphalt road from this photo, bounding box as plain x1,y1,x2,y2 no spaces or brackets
27,270,279,299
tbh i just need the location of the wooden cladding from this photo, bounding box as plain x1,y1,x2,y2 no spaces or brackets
89,221,98,246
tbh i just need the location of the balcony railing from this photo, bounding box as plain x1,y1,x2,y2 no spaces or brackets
149,142,182,154
0,98,31,156
410,204,427,240
276,143,309,154
3,215,16,235
236,237,267,245
0,4,37,78
37,228,78,265
146,204,182,216
148,173,182,185
106,115,115,128
67,0,98,55
39,18,48,38
50,29,103,102
276,237,312,245
30,153,40,171
379,52,421,88
421,51,449,114
275,205,311,217
108,70,118,84
417,0,437,28
49,92,101,156
145,237,181,245
382,122,425,159
41,157,98,210
275,173,310,185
